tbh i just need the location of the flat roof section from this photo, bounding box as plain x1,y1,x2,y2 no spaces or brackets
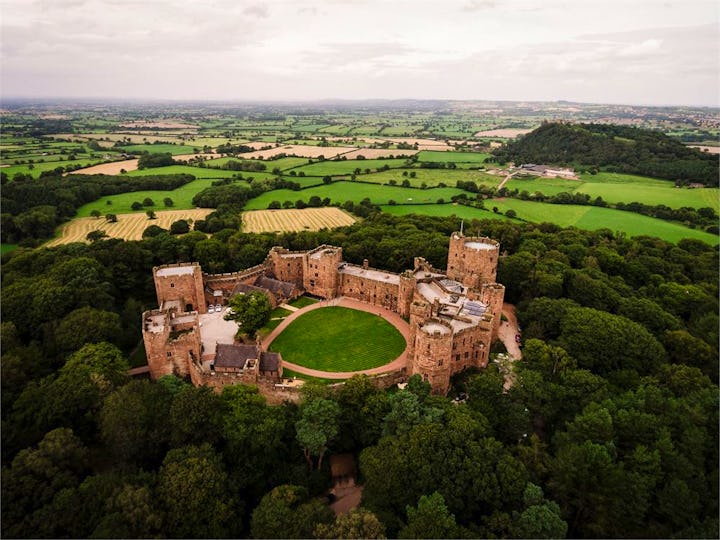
156,265,196,277
422,322,450,335
340,265,400,285
465,241,496,250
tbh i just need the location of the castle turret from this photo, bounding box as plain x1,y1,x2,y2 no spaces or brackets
480,282,506,336
398,271,416,319
142,309,202,379
267,246,305,288
447,232,499,290
303,246,342,298
411,319,453,395
153,263,207,314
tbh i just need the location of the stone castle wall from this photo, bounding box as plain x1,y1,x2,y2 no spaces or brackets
303,246,342,298
447,234,499,290
153,263,206,314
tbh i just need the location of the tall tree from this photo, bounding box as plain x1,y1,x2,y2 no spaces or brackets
225,291,272,338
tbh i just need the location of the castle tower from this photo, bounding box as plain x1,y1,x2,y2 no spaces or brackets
410,319,453,395
153,263,207,314
446,233,500,290
480,282,506,335
303,246,342,298
267,247,305,288
397,271,416,319
142,309,202,379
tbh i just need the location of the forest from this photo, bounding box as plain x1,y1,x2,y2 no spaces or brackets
492,122,719,186
1,213,717,539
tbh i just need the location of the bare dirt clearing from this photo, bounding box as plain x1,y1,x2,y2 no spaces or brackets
242,208,356,233
474,128,532,138
45,209,213,246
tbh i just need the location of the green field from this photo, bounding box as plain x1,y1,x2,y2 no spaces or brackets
382,200,717,244
293,158,408,176
1,244,18,254
75,179,217,216
360,168,503,188
121,144,199,155
125,165,239,178
507,175,719,211
268,307,406,372
416,150,491,164
243,182,467,210
2,158,107,179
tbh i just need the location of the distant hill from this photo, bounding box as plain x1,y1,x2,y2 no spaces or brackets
492,122,719,186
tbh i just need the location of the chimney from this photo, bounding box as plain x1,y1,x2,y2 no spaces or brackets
363,259,369,270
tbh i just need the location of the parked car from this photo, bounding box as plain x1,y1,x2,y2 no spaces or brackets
207,305,215,313
215,304,222,312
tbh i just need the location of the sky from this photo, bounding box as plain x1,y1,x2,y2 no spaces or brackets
1,0,718,106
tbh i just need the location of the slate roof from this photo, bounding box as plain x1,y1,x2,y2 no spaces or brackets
231,282,266,297
254,275,296,298
259,351,281,372
214,343,258,369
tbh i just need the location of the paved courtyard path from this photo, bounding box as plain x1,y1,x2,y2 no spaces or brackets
262,297,410,379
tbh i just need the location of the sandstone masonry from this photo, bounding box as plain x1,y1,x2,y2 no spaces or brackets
142,232,504,395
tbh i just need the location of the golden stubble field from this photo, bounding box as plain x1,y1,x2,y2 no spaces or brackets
242,208,357,233
45,209,214,246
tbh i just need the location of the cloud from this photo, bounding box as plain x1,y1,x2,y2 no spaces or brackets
461,0,498,11
618,38,663,57
243,3,269,18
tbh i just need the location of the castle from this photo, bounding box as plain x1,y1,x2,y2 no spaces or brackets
142,232,505,395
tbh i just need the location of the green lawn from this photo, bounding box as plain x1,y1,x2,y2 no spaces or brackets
288,296,319,308
243,182,467,210
281,368,336,383
2,158,108,179
75,179,217,216
293,158,408,177
121,144,199,155
381,203,513,222
269,307,406,372
578,172,671,186
1,244,18,254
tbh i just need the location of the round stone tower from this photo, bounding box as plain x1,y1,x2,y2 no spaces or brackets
411,319,453,395
446,232,500,290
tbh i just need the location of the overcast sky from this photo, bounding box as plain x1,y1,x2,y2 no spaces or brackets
1,0,718,106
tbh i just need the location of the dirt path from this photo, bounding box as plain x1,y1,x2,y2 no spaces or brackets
497,303,521,359
263,297,410,379
496,170,517,190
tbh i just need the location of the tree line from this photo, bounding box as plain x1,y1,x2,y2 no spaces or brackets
492,122,719,186
1,214,717,538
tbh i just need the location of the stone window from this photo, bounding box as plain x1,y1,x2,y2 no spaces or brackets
309,279,315,286
315,273,319,277
170,283,175,288
166,351,172,357
465,351,469,358
455,354,460,361
438,359,443,366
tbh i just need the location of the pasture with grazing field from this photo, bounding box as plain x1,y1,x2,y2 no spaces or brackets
360,168,503,188
120,144,199,155
243,182,468,210
242,208,356,233
293,158,409,176
268,307,406,372
416,150,491,165
75,179,219,216
45,208,214,246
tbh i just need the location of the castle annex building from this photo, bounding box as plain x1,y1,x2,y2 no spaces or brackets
142,232,505,394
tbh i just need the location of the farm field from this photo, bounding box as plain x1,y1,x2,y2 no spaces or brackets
124,165,241,178
341,148,417,159
75,179,217,216
243,182,468,210
416,150,491,164
489,198,718,244
204,156,308,170
474,128,533,137
383,199,717,244
45,208,214,246
268,307,406,372
359,168,503,188
120,143,199,155
293,158,409,176
1,244,18,254
240,144,356,160
69,159,139,175
242,208,356,233
507,175,719,210
2,158,109,179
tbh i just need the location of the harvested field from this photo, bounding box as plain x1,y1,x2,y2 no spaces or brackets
474,128,532,138
241,144,356,160
242,208,356,233
342,148,417,159
68,159,139,175
45,209,213,246
689,145,720,154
